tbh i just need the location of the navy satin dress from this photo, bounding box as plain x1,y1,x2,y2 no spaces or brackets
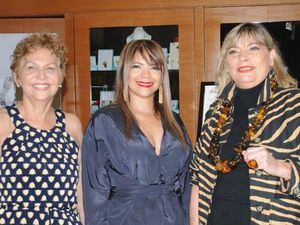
82,105,192,225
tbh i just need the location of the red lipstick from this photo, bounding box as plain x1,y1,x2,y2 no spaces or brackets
237,66,254,73
136,81,153,88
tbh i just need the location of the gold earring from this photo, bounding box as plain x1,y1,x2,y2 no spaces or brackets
159,86,163,104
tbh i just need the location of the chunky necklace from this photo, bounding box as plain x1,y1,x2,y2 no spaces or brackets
208,76,278,173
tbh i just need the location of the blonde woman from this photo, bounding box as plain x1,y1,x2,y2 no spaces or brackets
190,23,299,225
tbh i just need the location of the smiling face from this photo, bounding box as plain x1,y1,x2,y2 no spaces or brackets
225,35,275,89
16,47,63,103
127,52,162,102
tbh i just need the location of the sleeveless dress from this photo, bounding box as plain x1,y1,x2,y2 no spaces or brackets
0,105,82,225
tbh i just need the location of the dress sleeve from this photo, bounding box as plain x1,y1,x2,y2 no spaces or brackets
279,95,300,199
189,141,202,185
174,114,193,221
189,102,216,185
179,149,193,222
280,158,300,199
82,116,111,225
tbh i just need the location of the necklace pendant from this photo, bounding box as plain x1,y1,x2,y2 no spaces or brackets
227,160,237,169
215,161,223,171
221,160,232,173
247,159,258,169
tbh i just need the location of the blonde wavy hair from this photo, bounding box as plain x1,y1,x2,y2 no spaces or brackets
215,23,297,93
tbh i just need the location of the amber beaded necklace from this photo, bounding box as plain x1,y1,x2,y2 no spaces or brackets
208,76,278,173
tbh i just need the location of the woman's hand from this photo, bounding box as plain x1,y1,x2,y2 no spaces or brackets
242,146,291,180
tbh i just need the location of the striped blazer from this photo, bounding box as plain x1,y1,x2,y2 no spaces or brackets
190,76,300,225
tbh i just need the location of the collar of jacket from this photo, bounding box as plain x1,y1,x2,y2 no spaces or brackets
218,73,274,106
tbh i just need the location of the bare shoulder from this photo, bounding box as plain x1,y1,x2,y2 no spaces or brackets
64,112,83,146
0,108,13,130
0,108,14,145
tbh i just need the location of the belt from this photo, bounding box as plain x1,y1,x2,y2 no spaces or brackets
109,177,183,204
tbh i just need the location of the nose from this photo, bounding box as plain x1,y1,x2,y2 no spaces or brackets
239,51,249,61
141,67,151,78
37,67,46,79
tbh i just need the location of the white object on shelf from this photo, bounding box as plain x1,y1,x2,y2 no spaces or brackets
169,42,179,70
91,100,99,114
171,99,179,113
166,53,172,70
99,91,115,108
126,27,152,43
90,56,98,71
113,56,120,71
98,49,113,71
162,48,168,58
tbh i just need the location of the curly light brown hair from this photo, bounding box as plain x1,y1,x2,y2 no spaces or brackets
10,33,68,79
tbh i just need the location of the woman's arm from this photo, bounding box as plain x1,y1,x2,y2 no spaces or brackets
190,185,199,225
81,115,112,225
65,113,85,224
0,108,14,149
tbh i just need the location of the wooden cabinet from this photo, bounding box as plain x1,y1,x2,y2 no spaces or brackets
74,9,196,140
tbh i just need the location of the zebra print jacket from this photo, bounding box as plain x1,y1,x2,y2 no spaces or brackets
190,76,300,225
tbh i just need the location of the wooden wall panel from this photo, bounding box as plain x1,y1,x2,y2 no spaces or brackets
62,13,76,113
0,0,201,17
1,0,299,17
194,7,204,134
0,18,64,34
203,0,300,7
268,4,300,21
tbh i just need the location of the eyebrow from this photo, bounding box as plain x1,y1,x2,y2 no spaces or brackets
23,60,58,66
229,42,261,48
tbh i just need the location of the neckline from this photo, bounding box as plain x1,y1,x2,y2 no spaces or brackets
13,104,59,132
235,81,263,95
133,117,165,157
